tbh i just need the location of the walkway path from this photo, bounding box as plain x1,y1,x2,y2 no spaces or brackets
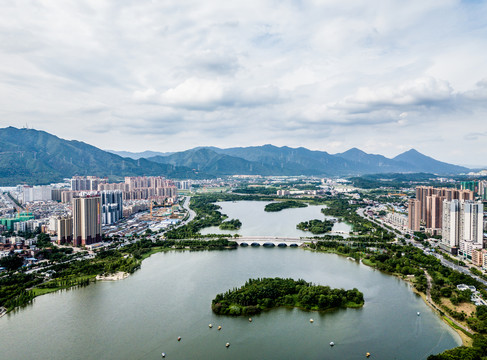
423,270,473,335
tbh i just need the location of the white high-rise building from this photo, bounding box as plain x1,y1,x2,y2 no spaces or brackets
22,185,52,203
442,200,460,249
70,176,105,191
442,200,484,257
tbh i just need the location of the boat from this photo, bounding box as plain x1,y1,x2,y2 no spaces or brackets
417,312,420,316
209,324,213,328
249,318,252,322
366,352,371,358
310,318,314,323
218,325,222,330
161,353,166,358
330,342,335,347
226,342,230,348
177,336,181,341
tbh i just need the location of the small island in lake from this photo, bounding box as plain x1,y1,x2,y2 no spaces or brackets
297,219,335,234
219,219,242,230
211,277,364,316
264,201,308,212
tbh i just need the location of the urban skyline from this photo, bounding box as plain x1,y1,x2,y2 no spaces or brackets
0,1,486,166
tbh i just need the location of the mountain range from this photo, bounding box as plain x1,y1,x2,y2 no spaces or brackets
146,145,468,176
0,127,202,185
0,127,470,185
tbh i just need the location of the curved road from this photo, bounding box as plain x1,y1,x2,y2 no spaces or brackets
180,196,196,224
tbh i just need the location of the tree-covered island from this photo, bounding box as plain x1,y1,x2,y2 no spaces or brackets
264,200,308,212
219,219,242,230
297,219,335,234
211,277,364,316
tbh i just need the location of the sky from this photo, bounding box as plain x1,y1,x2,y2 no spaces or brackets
0,0,486,166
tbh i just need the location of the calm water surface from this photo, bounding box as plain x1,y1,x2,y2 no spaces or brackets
0,202,460,360
200,201,352,237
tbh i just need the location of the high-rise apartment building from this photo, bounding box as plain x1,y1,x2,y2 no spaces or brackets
56,216,73,245
441,199,484,256
98,176,178,202
51,189,64,202
479,180,487,200
407,199,421,231
72,195,102,247
411,186,474,234
461,181,478,194
441,200,460,251
416,186,434,221
426,194,442,231
462,200,484,242
21,185,52,203
175,180,190,190
101,190,123,225
70,176,106,191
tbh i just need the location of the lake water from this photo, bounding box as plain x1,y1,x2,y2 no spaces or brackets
200,201,352,237
0,202,461,360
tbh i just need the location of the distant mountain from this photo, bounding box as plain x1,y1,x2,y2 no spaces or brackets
0,127,468,185
155,145,469,177
393,149,469,174
0,127,205,185
335,148,417,173
106,150,174,159
212,144,366,175
148,148,278,176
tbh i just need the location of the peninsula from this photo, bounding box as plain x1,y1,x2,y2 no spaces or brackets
264,201,308,212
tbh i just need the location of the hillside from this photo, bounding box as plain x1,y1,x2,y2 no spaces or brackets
393,149,468,174
0,127,204,185
0,127,469,185
148,148,276,176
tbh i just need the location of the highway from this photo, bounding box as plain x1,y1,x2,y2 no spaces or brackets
356,207,487,287
179,196,196,224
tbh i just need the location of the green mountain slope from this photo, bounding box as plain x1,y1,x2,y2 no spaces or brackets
148,148,276,176
0,127,204,185
393,149,468,174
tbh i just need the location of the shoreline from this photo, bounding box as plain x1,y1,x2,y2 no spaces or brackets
412,287,472,346
3,244,475,348
96,272,129,281
310,247,471,346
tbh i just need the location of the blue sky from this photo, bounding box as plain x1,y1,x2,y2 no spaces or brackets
0,0,486,166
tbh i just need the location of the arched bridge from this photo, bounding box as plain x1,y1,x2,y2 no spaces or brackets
233,236,306,247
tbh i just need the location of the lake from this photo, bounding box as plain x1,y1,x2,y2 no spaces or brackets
0,201,461,360
200,200,352,237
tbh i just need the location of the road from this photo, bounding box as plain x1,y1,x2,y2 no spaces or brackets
356,207,487,287
180,196,196,224
2,192,23,212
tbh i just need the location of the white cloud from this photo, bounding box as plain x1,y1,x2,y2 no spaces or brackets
161,78,227,109
0,0,486,165
334,77,454,112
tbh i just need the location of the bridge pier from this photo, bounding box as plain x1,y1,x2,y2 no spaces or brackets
234,237,306,247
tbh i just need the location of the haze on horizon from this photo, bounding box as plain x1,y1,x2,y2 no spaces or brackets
0,1,486,166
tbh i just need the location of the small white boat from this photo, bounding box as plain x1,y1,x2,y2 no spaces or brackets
417,312,420,316
226,342,230,348
330,342,335,347
161,352,166,358
310,319,314,323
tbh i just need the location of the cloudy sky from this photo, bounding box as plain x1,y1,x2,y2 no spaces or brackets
1,0,486,166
